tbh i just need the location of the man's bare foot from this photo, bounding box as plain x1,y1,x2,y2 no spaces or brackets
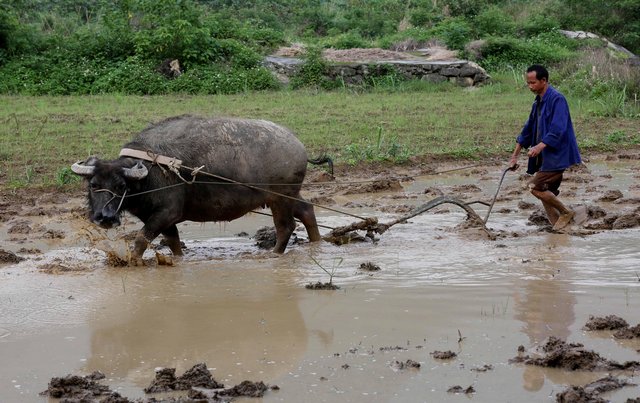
553,210,575,231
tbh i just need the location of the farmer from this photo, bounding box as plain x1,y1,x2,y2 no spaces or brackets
509,64,581,231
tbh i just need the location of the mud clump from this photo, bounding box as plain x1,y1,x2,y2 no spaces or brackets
0,249,23,263
40,371,111,400
431,350,457,360
254,226,277,249
144,363,223,393
106,250,129,267
390,359,421,370
614,324,640,339
511,337,640,371
359,262,381,271
470,364,494,372
612,213,640,229
584,315,629,331
528,209,549,226
447,385,475,394
556,375,636,403
305,281,340,290
584,315,640,339
253,226,300,249
597,189,624,202
7,221,32,234
218,380,271,398
518,201,536,210
342,178,402,195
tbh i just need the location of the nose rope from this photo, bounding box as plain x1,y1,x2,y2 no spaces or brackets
94,188,127,216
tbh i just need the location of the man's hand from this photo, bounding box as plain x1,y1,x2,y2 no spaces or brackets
508,155,519,170
528,142,546,157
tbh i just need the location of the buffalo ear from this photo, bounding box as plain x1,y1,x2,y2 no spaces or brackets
71,156,99,177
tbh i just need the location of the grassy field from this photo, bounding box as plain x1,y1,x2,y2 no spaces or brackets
1,78,639,190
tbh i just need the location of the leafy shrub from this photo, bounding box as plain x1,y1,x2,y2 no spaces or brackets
91,57,168,95
167,65,278,94
321,31,371,50
0,53,109,95
409,8,443,28
427,17,473,51
210,39,262,69
517,14,560,37
439,0,494,18
478,36,574,71
290,46,337,90
474,6,515,37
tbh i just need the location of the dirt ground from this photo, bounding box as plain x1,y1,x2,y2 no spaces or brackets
1,151,640,402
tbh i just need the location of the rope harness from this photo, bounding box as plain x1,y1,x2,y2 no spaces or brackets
106,148,496,236
93,188,127,216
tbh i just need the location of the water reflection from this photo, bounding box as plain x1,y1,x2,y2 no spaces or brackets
82,260,308,391
513,233,576,392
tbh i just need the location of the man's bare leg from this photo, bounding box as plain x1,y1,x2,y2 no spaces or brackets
531,189,574,230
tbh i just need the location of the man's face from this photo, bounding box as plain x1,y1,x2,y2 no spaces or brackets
526,71,547,95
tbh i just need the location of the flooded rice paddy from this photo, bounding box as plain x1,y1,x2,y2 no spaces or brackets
1,156,639,402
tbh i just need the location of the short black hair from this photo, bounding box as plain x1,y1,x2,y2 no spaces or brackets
527,65,549,81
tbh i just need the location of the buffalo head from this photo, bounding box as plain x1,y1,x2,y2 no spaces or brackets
71,157,148,228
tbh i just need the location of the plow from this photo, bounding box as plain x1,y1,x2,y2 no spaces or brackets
321,164,519,244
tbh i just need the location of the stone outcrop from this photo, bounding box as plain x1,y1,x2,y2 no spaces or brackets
264,56,490,87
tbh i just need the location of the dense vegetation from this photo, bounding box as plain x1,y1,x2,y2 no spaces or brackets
1,1,639,100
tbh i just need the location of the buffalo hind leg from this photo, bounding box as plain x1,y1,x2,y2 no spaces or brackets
270,202,296,253
161,224,183,256
294,199,321,242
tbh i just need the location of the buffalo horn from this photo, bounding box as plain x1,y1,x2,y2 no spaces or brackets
122,161,148,179
71,161,95,176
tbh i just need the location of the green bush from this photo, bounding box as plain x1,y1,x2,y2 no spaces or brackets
290,46,337,90
474,6,515,37
427,17,473,51
478,36,574,71
210,39,262,68
321,31,371,49
167,65,279,94
91,57,168,95
0,53,109,95
517,14,560,37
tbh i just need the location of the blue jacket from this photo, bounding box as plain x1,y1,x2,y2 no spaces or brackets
517,85,581,173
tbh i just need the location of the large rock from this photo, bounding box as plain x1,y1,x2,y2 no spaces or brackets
263,56,490,87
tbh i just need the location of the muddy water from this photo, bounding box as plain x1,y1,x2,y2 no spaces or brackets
1,161,640,402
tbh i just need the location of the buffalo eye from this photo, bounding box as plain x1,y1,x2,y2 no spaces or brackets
89,182,100,191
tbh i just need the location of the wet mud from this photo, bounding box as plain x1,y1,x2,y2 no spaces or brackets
43,363,276,402
2,153,640,402
556,375,636,403
584,315,640,339
511,336,640,371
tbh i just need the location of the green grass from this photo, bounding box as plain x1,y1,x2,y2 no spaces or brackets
1,81,639,189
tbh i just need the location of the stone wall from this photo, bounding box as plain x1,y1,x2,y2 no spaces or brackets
264,56,490,87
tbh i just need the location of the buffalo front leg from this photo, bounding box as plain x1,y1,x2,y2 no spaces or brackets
270,202,296,253
131,214,179,265
131,230,153,266
294,199,321,242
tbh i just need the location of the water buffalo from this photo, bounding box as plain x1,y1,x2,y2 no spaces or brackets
71,115,324,265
